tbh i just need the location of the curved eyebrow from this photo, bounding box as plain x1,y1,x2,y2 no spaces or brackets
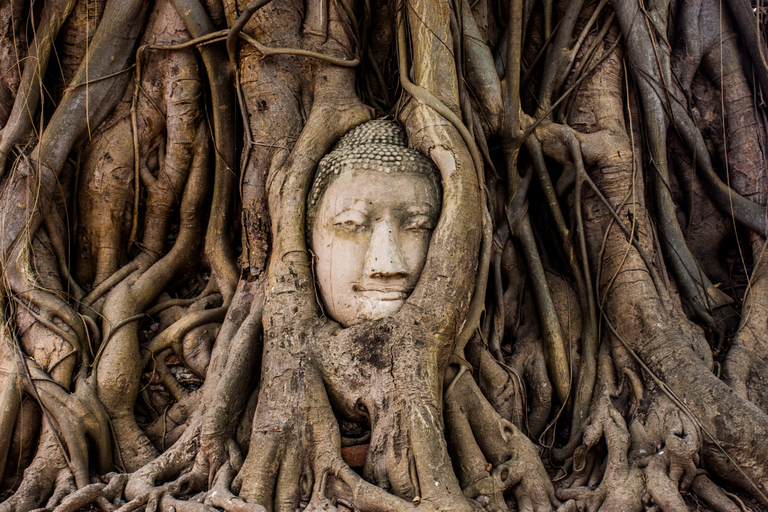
333,207,367,219
333,198,368,213
405,203,438,215
334,204,368,217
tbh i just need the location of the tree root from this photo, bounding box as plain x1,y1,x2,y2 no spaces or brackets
50,473,128,512
142,306,227,372
689,474,741,512
0,424,70,512
204,441,266,512
445,368,558,512
0,0,78,173
23,368,112,488
556,394,643,512
125,418,202,501
724,239,768,414
237,348,463,512
557,354,760,512
0,352,22,480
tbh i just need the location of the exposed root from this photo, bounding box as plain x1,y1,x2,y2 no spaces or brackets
23,369,112,487
690,474,741,512
556,395,642,512
724,240,768,413
204,442,266,512
445,368,558,512
0,424,70,512
125,418,202,501
50,473,128,512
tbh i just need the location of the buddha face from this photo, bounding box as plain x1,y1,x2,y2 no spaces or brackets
311,168,441,327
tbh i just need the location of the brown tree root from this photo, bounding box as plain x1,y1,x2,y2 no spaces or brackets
0,351,22,480
120,279,265,507
557,383,749,512
445,368,558,512
723,240,768,414
96,122,209,471
556,395,644,512
125,418,203,502
237,347,460,512
203,440,266,512
49,473,128,512
23,369,112,488
0,424,71,512
689,474,741,512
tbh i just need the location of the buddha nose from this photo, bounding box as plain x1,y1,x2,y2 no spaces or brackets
365,219,408,279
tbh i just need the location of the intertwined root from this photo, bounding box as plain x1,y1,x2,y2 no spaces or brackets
233,324,557,512
0,423,72,512
555,386,752,512
445,369,557,512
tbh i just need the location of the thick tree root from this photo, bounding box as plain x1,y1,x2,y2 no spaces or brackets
445,368,558,512
50,473,128,512
557,388,749,512
724,240,768,414
0,425,71,512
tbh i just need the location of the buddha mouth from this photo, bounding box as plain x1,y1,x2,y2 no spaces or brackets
354,286,410,301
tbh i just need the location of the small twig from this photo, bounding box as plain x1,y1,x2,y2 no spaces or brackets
64,65,135,92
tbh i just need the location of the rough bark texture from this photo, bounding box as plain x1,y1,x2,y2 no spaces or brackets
1,0,768,511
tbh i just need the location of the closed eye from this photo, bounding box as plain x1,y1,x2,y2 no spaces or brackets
336,219,365,228
403,214,434,231
333,210,367,230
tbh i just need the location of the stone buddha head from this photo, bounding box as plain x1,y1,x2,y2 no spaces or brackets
307,120,442,327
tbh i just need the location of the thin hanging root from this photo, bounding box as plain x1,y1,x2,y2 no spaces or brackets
581,168,665,297
525,134,597,432
508,198,572,405
226,0,273,75
488,253,504,361
536,0,586,109
568,135,600,436
0,0,78,173
611,0,735,330
44,214,85,301
454,206,492,359
558,13,615,124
